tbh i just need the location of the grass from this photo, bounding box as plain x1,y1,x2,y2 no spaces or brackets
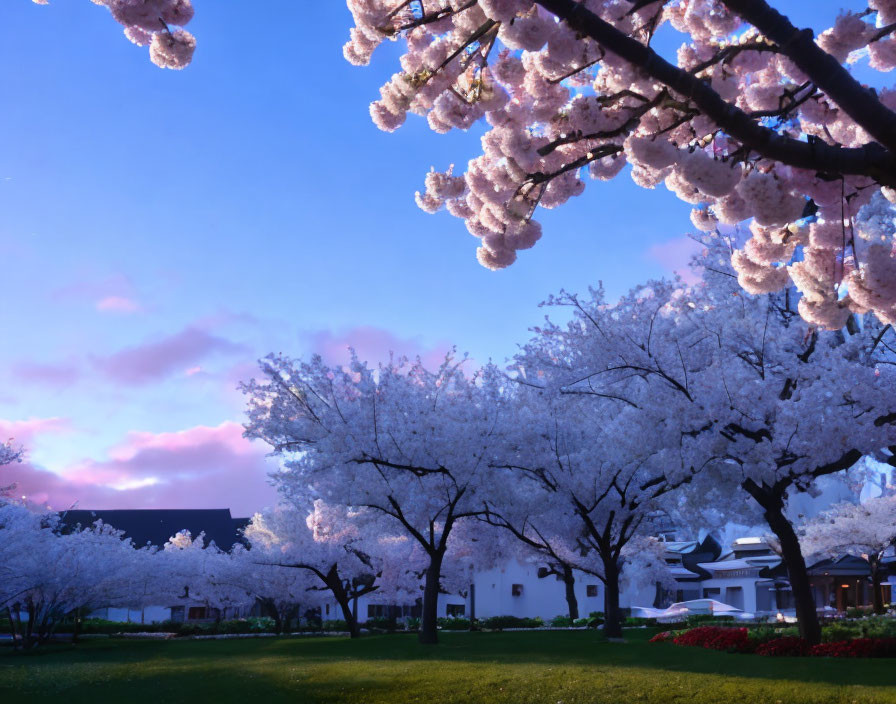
2,629,896,704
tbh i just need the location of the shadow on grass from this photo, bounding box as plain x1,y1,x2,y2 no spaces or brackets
4,629,896,692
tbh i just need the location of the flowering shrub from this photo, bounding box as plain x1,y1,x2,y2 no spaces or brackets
649,631,675,643
811,638,896,658
754,637,812,657
673,626,751,652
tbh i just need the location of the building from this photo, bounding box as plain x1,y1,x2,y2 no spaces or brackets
62,508,896,625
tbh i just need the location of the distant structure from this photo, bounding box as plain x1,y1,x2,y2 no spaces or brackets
61,508,895,626
60,508,250,624
60,508,249,550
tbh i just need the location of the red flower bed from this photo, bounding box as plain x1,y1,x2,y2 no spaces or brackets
649,631,674,643
754,637,811,657
811,638,896,658
673,626,750,652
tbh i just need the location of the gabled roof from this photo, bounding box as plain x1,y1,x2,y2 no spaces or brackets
697,556,782,573
732,537,768,548
663,540,699,555
59,509,248,551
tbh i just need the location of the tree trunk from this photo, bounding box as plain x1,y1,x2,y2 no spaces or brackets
326,569,360,639
258,598,281,634
562,564,579,620
6,606,21,650
419,549,445,645
71,607,82,644
25,602,38,650
469,582,476,622
602,558,623,639
760,496,822,644
870,561,885,615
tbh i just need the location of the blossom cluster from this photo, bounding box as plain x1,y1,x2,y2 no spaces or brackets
33,0,196,69
672,625,751,651
344,0,896,329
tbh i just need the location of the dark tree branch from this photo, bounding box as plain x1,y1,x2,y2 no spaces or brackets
533,0,896,185
719,0,896,154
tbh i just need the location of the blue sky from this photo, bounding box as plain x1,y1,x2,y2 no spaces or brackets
0,0,869,514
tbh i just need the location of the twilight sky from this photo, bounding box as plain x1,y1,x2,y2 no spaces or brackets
0,0,869,516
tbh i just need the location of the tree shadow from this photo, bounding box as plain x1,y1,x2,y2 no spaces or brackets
2,630,896,703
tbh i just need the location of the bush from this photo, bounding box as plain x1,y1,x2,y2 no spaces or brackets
754,637,811,657
321,620,348,631
846,606,873,619
75,619,151,635
811,638,896,658
551,615,573,628
404,617,421,631
437,617,472,630
649,631,676,643
685,614,736,628
673,626,750,652
480,616,543,630
822,622,859,643
624,617,658,627
573,618,590,628
362,617,397,631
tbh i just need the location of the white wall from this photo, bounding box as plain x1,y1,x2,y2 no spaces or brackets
88,606,172,624
470,561,604,620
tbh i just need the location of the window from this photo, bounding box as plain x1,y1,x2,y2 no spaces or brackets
187,606,207,620
325,604,330,615
586,585,599,598
446,604,465,617
512,584,523,597
703,588,721,598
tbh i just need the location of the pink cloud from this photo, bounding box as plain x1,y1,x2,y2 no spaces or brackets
646,237,705,285
13,361,81,387
308,326,454,370
94,326,248,384
4,422,277,516
0,417,71,446
96,296,140,314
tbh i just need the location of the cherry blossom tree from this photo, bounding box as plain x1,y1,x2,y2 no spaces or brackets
225,543,320,634
33,0,196,69
0,441,23,498
242,501,381,638
344,0,896,328
519,244,896,642
242,354,505,644
157,530,256,623
800,494,896,614
485,382,690,636
0,506,153,649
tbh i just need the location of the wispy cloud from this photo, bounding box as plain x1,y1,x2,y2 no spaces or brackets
13,361,81,387
0,417,72,445
96,295,141,314
93,326,248,385
5,422,277,516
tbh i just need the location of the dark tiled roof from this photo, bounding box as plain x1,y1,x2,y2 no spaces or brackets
807,555,873,577
59,509,248,551
680,534,723,581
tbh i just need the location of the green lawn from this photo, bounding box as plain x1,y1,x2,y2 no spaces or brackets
2,629,895,704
